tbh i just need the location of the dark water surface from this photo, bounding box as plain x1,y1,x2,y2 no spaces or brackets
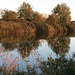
0,35,75,75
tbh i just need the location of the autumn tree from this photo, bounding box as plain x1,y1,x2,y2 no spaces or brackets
46,13,59,25
18,2,33,21
2,10,17,21
32,12,46,23
52,3,71,25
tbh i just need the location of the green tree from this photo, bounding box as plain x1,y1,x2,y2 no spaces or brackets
18,2,33,21
53,3,71,25
2,10,17,21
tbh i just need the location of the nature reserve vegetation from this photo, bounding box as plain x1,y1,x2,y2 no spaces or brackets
0,2,75,36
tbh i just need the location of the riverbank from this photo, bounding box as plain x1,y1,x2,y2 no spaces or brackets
0,20,75,37
0,20,56,36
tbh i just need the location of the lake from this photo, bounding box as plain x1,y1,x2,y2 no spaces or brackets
0,34,75,75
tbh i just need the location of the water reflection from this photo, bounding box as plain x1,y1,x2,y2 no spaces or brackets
0,34,75,75
2,43,17,50
48,37,70,56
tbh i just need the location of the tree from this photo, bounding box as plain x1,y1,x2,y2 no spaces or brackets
2,10,17,21
18,2,33,21
46,13,59,25
52,3,71,25
32,12,46,23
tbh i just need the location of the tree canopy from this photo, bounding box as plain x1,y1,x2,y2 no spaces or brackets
32,12,46,23
2,10,17,21
52,3,71,25
46,13,59,25
18,2,33,20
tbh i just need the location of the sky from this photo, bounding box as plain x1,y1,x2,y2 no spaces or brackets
0,0,75,20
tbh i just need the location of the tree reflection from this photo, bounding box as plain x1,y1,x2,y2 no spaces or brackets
0,34,74,75
2,43,17,50
0,34,40,50
48,37,70,55
18,40,40,58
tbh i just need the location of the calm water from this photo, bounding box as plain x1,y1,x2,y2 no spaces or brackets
0,35,75,75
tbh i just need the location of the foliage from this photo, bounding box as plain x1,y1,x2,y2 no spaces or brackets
0,2,74,36
40,56,75,75
53,3,71,25
18,2,33,21
46,3,71,34
0,21,36,36
2,10,17,21
32,12,46,23
46,13,59,25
